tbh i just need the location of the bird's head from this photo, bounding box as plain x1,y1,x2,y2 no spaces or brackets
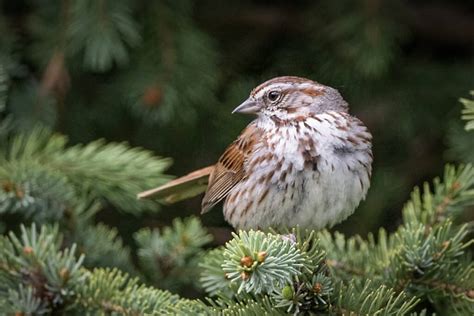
232,76,348,120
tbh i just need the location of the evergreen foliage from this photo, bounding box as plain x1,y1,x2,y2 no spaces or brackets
0,224,84,314
0,0,473,314
74,223,133,273
461,92,474,131
0,142,471,308
1,108,472,314
0,127,172,218
222,230,306,294
135,217,212,291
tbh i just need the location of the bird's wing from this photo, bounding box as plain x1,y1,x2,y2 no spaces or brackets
201,123,261,213
137,166,214,203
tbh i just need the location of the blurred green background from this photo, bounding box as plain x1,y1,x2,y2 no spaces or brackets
1,0,473,242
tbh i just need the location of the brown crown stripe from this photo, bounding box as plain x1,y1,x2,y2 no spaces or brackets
251,76,318,95
282,87,324,97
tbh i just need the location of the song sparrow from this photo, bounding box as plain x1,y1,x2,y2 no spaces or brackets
138,76,373,230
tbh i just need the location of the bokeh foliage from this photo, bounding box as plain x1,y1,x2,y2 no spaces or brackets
0,0,473,314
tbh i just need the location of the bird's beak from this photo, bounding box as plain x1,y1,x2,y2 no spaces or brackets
232,98,260,114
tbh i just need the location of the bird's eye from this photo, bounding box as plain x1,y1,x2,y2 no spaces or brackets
267,90,280,102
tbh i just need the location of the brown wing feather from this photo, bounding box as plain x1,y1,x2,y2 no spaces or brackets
201,123,261,213
137,166,214,202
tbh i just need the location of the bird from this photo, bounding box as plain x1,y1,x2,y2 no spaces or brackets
138,76,373,230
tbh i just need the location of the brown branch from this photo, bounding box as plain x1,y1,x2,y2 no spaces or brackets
426,180,462,231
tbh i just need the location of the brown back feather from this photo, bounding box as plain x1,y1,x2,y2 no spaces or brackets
201,123,261,213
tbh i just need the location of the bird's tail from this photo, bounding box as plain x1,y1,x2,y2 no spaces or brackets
137,166,213,203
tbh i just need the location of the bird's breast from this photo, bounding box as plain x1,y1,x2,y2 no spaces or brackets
224,111,372,229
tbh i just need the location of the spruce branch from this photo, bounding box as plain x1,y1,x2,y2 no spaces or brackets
267,228,334,314
0,161,76,222
48,138,172,212
390,220,471,293
68,0,141,71
73,223,133,273
402,164,474,226
319,163,474,313
333,280,418,315
460,91,474,131
207,294,283,316
290,227,327,274
319,230,371,281
222,230,305,294
76,268,208,315
200,247,237,298
0,223,207,315
75,268,173,315
0,224,84,314
272,272,334,314
2,285,49,315
135,216,212,290
1,127,172,214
